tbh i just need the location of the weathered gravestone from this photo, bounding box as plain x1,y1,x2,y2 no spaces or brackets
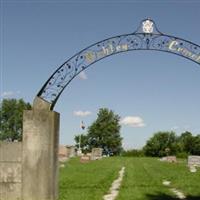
160,156,177,163
58,145,68,162
80,155,90,163
166,156,177,163
91,148,103,160
66,145,76,158
188,155,200,167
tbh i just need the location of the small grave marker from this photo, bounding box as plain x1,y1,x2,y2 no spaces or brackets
91,148,103,160
80,155,90,163
160,156,177,163
188,155,200,167
58,145,68,162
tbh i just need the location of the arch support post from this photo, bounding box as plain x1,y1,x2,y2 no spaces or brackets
22,97,59,200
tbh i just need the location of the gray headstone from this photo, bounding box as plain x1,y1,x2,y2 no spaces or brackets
188,156,200,167
91,148,103,160
80,155,90,163
166,156,177,163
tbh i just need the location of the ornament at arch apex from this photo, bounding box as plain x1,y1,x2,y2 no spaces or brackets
142,19,154,33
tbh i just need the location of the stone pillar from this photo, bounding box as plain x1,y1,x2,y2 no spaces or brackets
22,98,59,200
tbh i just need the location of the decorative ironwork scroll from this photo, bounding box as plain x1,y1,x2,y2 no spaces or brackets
37,19,200,110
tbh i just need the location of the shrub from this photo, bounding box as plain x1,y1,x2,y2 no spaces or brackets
121,149,144,157
176,152,189,158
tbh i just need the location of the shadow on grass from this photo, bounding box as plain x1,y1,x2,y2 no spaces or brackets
146,193,200,200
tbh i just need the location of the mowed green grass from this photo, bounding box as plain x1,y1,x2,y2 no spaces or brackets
117,157,200,200
59,157,200,200
59,157,122,200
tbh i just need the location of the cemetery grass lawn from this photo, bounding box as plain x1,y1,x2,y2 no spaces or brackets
59,157,122,200
59,157,200,200
117,157,200,200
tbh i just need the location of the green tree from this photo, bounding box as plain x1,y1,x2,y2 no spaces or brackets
86,108,122,155
177,131,195,154
191,135,200,155
0,98,31,141
74,134,89,153
143,131,178,157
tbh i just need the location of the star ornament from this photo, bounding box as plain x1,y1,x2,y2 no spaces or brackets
142,19,154,33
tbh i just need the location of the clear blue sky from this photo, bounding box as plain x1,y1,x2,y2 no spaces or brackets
1,0,200,149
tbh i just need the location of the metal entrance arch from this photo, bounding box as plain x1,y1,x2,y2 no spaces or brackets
36,19,200,110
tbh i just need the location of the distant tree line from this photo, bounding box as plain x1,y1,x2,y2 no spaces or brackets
144,131,200,157
1,99,199,158
122,131,200,158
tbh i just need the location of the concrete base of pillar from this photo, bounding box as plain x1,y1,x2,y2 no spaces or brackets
22,107,59,200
